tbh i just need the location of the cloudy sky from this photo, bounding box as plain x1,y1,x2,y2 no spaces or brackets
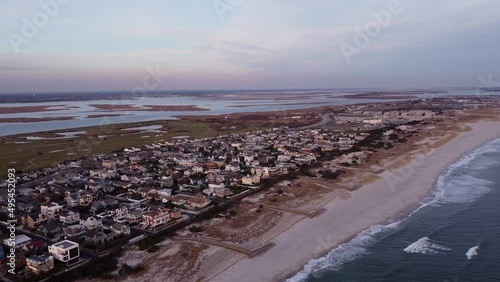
1,0,499,92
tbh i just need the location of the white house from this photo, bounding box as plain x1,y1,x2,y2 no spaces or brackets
3,235,32,249
225,163,240,172
40,203,64,220
48,240,80,262
178,158,197,167
242,175,261,186
110,223,131,235
59,211,80,225
192,166,204,173
141,208,170,229
277,155,292,162
80,216,103,230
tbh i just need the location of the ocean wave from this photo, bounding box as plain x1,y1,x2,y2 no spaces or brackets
404,237,451,255
435,174,492,204
430,138,500,205
466,246,479,260
287,222,401,282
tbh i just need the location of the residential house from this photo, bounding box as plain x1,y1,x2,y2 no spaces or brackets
242,175,261,186
80,216,103,230
59,211,80,225
101,160,116,169
63,225,86,238
3,235,32,249
84,230,107,245
137,187,155,198
224,163,240,172
111,206,129,222
22,240,48,256
17,203,33,213
178,158,197,167
38,222,63,236
25,254,54,275
203,184,233,198
48,240,80,262
110,223,130,235
124,209,144,224
187,195,211,210
159,176,174,187
157,189,172,202
22,213,47,229
65,190,93,207
90,198,118,214
141,208,170,229
40,202,63,220
192,166,204,173
277,155,292,162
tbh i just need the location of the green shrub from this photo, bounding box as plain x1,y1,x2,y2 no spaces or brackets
189,226,203,233
147,245,160,253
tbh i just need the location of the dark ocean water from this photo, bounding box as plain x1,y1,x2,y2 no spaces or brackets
290,138,500,282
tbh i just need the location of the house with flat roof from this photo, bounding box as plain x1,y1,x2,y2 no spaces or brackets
48,240,80,262
59,211,80,225
3,235,32,249
25,254,54,274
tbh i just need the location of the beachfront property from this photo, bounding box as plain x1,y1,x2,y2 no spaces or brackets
242,175,261,186
79,216,103,230
141,208,170,229
25,254,54,274
48,240,80,262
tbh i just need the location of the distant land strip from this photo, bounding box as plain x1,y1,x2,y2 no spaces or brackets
0,116,76,123
89,104,210,112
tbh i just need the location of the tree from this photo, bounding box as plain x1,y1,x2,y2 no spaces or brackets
189,226,203,233
389,133,399,141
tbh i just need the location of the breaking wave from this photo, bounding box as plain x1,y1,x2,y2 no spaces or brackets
404,237,451,255
466,246,479,260
286,222,401,282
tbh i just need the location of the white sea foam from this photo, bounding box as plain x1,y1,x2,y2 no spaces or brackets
287,222,401,282
404,237,451,254
466,246,479,260
430,138,500,205
435,175,492,204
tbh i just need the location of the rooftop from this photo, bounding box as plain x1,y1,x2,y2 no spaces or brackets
27,254,52,263
52,240,79,249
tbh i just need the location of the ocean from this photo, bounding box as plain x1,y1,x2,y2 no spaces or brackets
290,138,500,282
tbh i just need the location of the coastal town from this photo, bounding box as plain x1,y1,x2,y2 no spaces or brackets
0,95,499,281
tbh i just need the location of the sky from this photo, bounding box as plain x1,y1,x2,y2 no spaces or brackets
1,0,499,92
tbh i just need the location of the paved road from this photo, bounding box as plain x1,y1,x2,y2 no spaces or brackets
301,113,333,129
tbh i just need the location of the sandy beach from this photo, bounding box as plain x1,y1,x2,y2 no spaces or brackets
210,119,500,282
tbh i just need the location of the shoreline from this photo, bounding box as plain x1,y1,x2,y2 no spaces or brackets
211,119,500,282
